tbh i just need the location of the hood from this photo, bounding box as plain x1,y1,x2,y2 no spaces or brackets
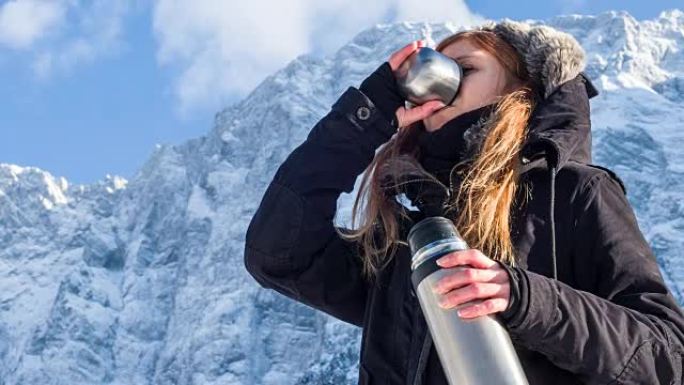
469,21,601,280
520,73,598,172
471,21,601,282
475,19,600,173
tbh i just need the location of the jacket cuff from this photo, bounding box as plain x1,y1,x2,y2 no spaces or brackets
501,269,560,342
358,61,404,127
497,261,523,322
330,86,398,151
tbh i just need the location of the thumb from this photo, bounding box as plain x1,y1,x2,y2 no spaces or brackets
423,100,447,111
400,100,446,126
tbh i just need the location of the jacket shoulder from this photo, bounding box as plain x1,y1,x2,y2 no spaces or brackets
562,161,627,196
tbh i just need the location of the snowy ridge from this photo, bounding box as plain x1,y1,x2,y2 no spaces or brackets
0,9,683,384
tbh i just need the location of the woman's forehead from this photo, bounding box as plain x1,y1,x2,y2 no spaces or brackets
441,39,488,61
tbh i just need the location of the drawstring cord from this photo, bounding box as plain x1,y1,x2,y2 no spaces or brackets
549,162,558,280
412,331,433,385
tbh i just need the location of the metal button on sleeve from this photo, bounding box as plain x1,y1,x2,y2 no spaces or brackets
356,106,371,120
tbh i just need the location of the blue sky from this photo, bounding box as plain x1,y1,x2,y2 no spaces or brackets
2,0,681,185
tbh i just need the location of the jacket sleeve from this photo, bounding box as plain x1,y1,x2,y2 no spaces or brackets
243,86,397,328
502,171,684,384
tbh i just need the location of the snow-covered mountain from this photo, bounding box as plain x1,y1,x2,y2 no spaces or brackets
1,9,683,385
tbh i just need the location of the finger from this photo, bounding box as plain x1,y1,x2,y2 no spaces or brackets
397,100,445,127
408,100,446,119
388,39,424,71
436,249,497,269
438,282,507,309
457,298,509,318
433,267,504,294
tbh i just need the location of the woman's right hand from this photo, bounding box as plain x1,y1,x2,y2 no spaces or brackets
389,40,447,128
359,40,446,130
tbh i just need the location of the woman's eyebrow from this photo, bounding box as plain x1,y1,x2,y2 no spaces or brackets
453,54,475,61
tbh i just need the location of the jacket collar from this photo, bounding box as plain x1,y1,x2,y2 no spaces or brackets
517,72,599,175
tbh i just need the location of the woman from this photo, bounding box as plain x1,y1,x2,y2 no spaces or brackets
244,19,684,385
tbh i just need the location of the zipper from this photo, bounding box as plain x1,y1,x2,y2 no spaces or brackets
448,163,459,197
407,166,454,384
406,284,431,385
412,331,433,385
409,163,458,384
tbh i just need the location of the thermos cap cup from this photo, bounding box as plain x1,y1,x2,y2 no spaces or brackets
395,47,463,106
407,216,463,257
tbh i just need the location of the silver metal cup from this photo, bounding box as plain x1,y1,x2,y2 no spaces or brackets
408,216,529,385
395,47,463,108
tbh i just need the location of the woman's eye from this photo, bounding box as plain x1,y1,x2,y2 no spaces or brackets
462,67,473,75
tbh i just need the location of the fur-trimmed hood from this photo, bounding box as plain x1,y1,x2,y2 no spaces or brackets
477,19,587,100
476,19,600,173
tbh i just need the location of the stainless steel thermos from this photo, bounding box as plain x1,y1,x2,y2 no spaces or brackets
408,216,529,385
395,47,463,108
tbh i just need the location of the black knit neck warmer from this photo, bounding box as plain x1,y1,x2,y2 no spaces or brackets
416,103,496,187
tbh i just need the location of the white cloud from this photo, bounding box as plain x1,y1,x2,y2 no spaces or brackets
152,0,480,115
0,0,65,49
394,0,480,24
34,1,135,78
0,0,135,78
2,0,480,113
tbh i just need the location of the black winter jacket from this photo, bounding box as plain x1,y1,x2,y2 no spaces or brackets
243,69,684,384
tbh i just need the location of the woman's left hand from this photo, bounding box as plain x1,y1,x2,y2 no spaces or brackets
434,249,511,319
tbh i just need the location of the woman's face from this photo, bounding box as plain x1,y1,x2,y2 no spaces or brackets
422,39,514,132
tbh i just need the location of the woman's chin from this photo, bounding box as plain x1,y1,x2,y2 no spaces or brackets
423,107,462,132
